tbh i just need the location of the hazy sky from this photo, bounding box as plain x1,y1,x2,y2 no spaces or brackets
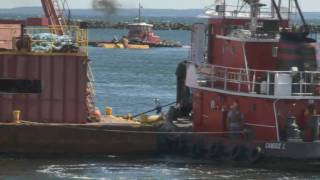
2,0,318,11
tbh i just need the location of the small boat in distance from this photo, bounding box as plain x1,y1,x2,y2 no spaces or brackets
127,22,161,45
128,1,161,45
95,1,182,49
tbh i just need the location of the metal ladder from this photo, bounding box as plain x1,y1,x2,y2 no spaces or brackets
86,63,98,121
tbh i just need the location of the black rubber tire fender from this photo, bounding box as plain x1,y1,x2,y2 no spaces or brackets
191,143,206,158
209,143,224,158
247,146,263,164
230,145,246,161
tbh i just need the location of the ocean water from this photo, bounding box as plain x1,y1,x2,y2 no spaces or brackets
1,156,320,180
89,29,191,115
1,29,320,179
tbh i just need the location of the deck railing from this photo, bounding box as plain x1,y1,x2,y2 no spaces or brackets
205,4,290,19
196,64,320,98
0,25,88,55
26,26,88,55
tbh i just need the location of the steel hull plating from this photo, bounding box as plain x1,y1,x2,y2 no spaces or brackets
0,53,88,124
159,134,320,162
0,124,158,155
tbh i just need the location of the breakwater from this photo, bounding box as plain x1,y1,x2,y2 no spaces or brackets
77,20,192,31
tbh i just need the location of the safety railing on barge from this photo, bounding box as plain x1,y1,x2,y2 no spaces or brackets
196,64,320,98
0,25,88,55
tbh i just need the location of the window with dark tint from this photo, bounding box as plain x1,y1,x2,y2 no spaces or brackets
0,79,41,94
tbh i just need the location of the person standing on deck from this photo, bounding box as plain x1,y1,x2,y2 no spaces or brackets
227,101,244,138
301,100,318,140
122,36,129,48
154,98,162,115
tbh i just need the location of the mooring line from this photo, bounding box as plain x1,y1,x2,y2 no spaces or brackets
133,101,176,118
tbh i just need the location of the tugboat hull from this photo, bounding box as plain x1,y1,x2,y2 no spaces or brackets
160,134,320,163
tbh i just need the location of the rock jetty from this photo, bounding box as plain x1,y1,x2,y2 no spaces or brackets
75,20,192,31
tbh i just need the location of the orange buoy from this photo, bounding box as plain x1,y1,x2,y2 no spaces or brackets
92,108,102,119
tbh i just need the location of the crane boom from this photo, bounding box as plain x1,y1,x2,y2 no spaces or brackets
41,0,67,35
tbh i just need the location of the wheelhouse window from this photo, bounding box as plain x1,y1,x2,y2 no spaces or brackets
0,79,41,94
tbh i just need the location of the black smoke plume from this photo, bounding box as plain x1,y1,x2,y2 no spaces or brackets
92,0,118,15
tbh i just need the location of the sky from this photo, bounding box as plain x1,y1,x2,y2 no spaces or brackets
1,0,319,11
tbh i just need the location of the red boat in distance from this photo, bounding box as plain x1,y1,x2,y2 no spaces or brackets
173,0,320,162
91,1,182,49
127,1,161,45
127,22,161,45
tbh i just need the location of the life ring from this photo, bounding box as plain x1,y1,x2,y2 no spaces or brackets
230,145,246,161
247,146,263,164
209,143,224,158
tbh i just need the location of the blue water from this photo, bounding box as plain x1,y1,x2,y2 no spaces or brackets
89,29,190,115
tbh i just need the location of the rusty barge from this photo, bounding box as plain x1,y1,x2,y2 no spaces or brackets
0,0,164,156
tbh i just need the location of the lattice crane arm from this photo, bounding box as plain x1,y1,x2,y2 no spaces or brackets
40,0,67,35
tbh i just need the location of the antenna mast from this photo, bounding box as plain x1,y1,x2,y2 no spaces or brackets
293,0,307,28
138,0,142,23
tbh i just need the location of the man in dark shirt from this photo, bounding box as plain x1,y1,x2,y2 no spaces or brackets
154,98,162,114
227,101,244,139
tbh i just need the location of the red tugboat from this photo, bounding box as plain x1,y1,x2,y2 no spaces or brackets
126,1,160,45
127,22,161,45
95,2,182,49
126,1,182,48
174,0,320,162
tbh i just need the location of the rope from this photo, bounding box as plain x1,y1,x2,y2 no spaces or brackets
132,102,176,118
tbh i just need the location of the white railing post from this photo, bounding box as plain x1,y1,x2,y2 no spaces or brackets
300,72,303,96
267,71,270,95
238,70,242,92
224,68,227,90
311,72,314,85
252,70,256,93
211,66,215,88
